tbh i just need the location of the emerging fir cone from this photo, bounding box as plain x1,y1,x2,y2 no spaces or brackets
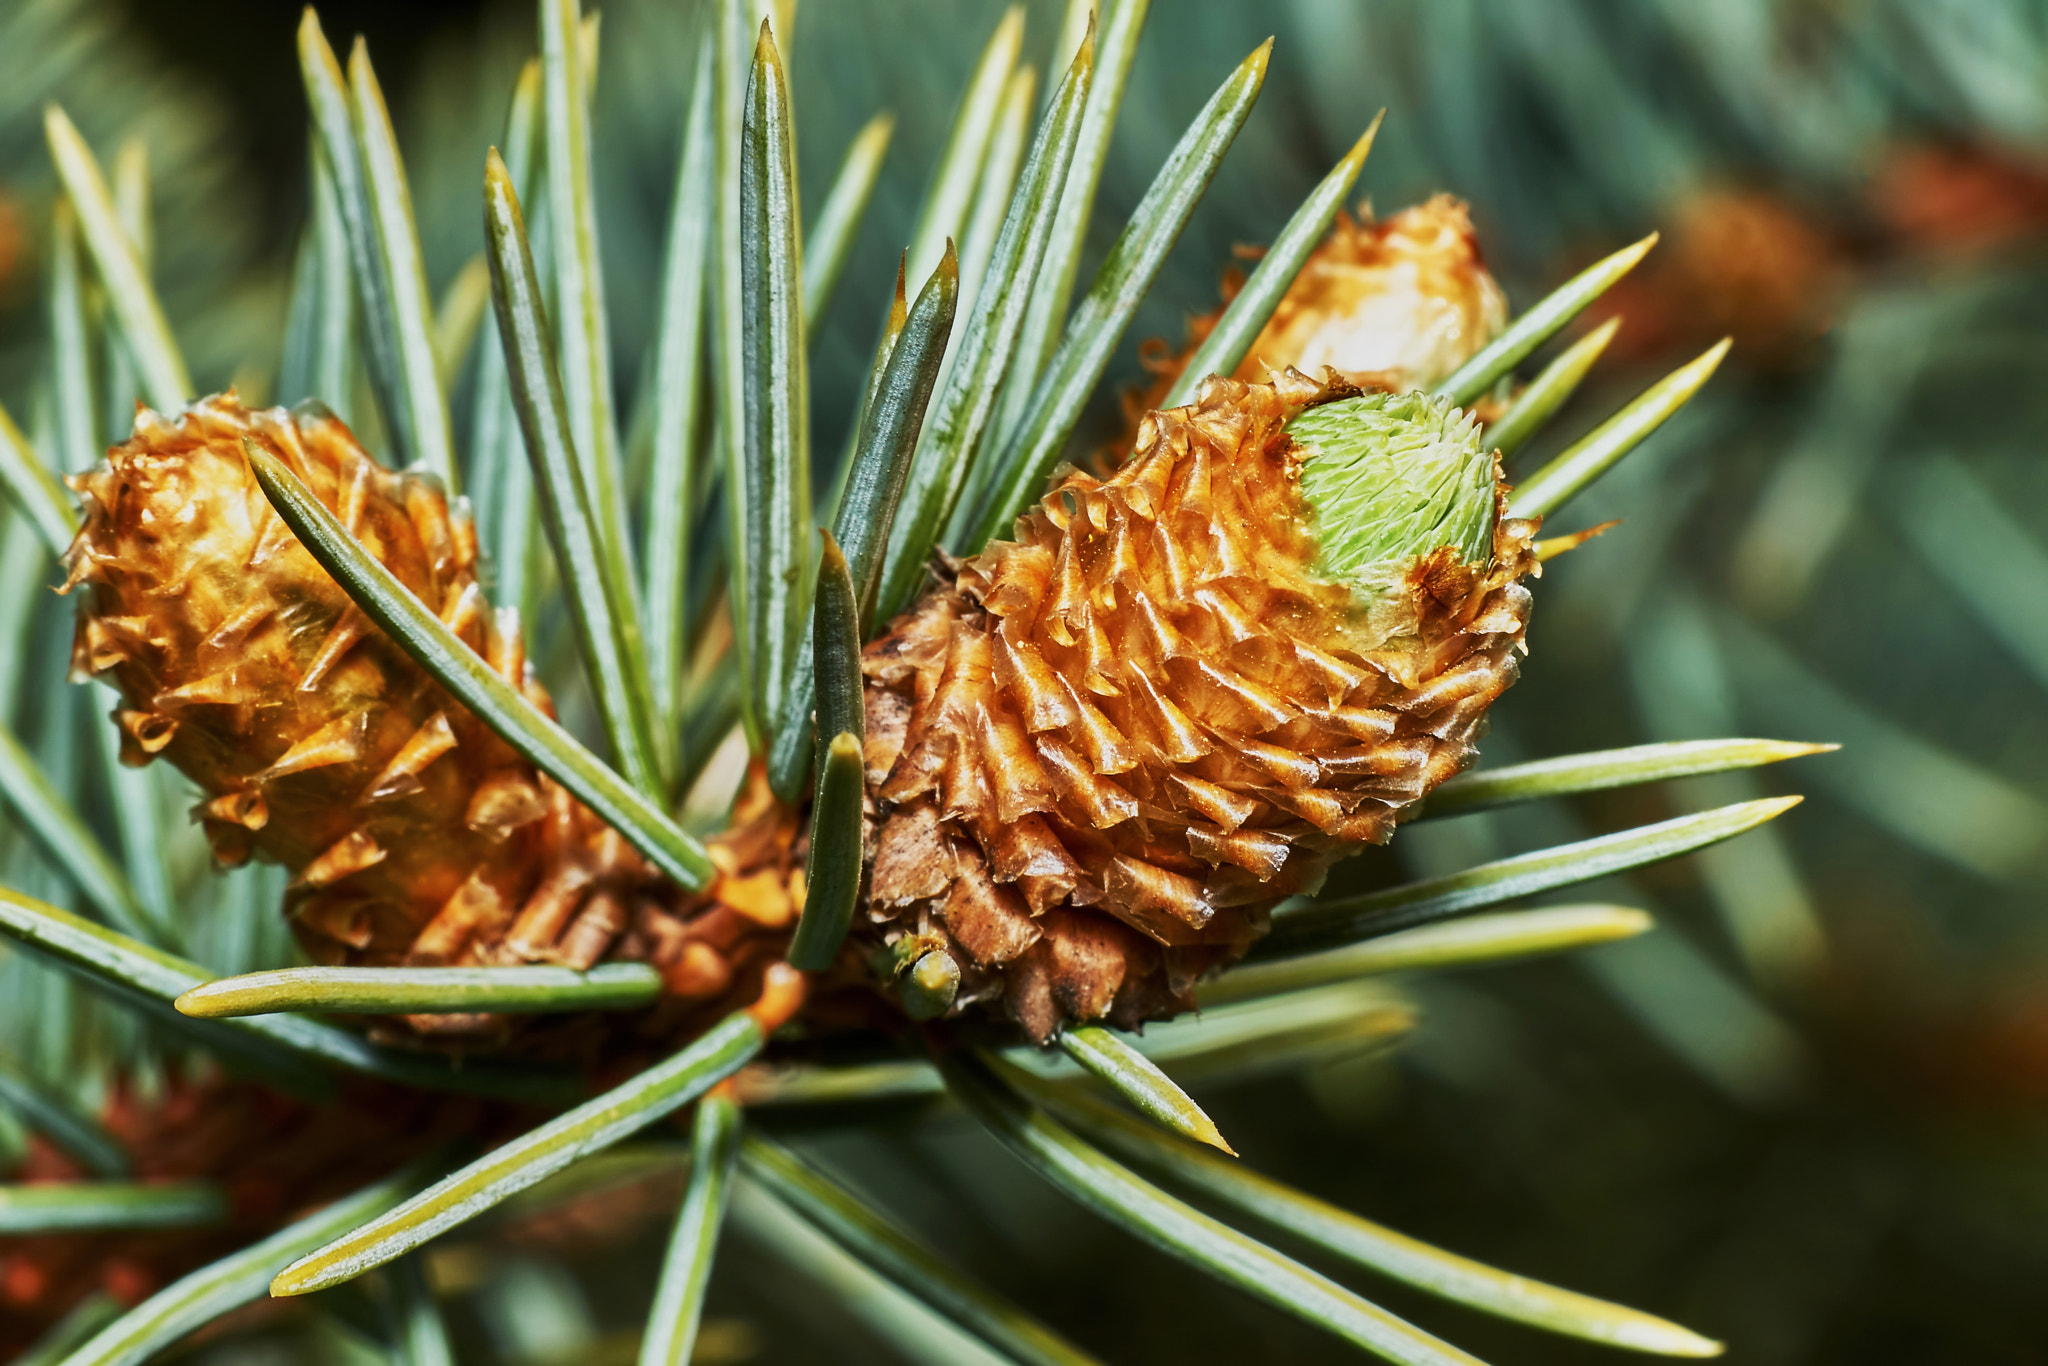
1126,195,1507,437
861,371,1538,1041
62,395,789,1040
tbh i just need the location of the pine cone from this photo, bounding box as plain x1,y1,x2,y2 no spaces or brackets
1124,195,1508,451
62,396,789,1038
1240,194,1507,392
861,372,1538,1041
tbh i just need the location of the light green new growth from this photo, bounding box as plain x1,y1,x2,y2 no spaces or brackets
1286,391,1495,585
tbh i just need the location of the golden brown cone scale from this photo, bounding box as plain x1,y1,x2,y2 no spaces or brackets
862,371,1538,1041
63,396,790,1041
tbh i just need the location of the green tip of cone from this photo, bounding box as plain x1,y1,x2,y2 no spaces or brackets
1286,391,1495,584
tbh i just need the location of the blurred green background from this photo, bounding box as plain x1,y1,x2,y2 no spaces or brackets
5,0,2048,1360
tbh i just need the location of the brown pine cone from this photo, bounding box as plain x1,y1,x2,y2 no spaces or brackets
62,395,789,1039
860,371,1538,1041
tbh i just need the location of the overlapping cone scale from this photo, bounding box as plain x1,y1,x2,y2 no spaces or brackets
62,395,787,1042
861,371,1539,1042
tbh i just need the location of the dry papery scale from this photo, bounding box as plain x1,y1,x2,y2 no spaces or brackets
0,4,1829,1363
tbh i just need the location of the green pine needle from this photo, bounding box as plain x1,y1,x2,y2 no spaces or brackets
1202,905,1653,1006
381,1255,456,1366
271,1010,761,1297
1265,797,1803,957
0,1058,130,1177
874,23,1095,620
770,247,958,801
173,963,662,1018
1434,232,1655,409
247,437,712,893
966,36,1272,552
64,1163,428,1366
789,733,863,970
348,39,458,488
993,0,1152,452
1164,110,1384,408
1023,1075,1724,1357
737,15,813,759
1484,315,1621,460
1057,1024,1235,1155
0,883,577,1104
1127,982,1415,1085
278,139,359,415
42,105,191,412
484,147,667,800
431,254,491,394
804,113,896,335
740,1133,1103,1366
640,1093,743,1366
1511,339,1731,521
0,401,78,555
1420,737,1835,818
905,7,1024,291
12,1292,120,1366
942,1050,1487,1366
298,13,414,465
643,35,717,746
543,0,625,536
0,690,168,948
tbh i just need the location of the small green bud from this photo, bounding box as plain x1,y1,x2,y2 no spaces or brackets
872,936,924,982
1286,391,1495,584
899,949,961,1021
